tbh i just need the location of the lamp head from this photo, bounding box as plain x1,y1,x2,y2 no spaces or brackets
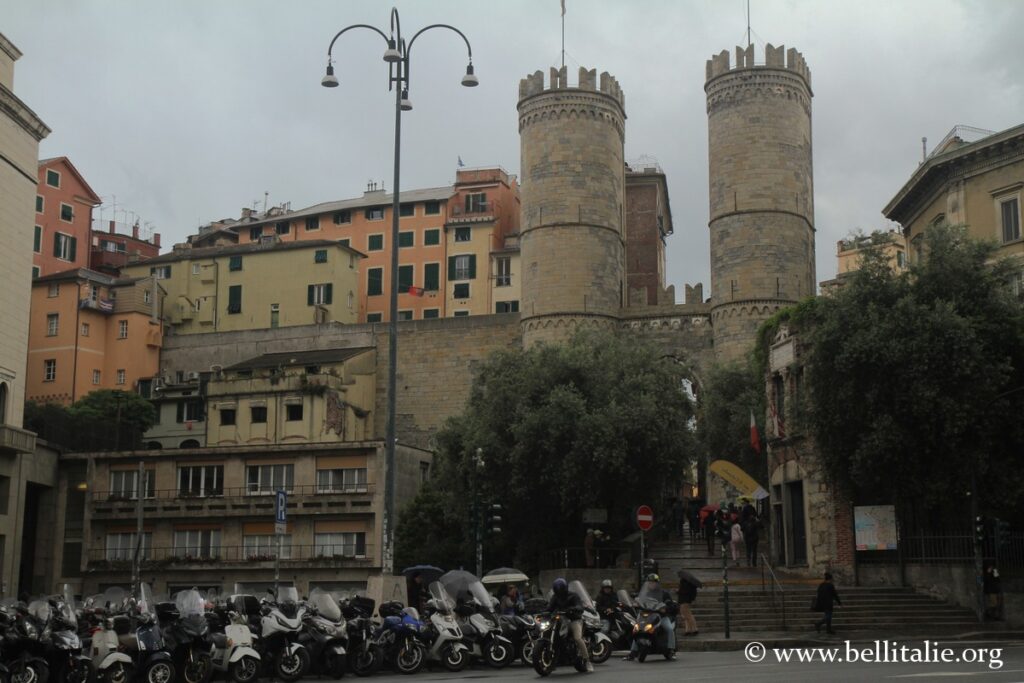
321,63,339,88
461,63,479,87
400,89,413,111
383,38,402,63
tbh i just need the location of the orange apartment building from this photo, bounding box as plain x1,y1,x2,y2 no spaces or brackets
26,268,164,405
90,219,161,276
33,157,101,278
184,167,521,322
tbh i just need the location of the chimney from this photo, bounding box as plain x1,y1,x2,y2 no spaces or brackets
109,220,116,234
241,207,253,219
132,223,139,240
153,232,161,248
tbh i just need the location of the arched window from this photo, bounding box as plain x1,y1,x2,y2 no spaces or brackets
0,382,7,425
179,439,200,449
146,441,163,450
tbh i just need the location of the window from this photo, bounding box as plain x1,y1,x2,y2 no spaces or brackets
896,250,906,269
366,313,383,323
333,210,351,224
54,233,77,261
367,234,384,251
496,256,511,286
109,469,155,500
314,249,328,263
424,229,440,246
339,238,350,248
270,303,279,329
46,169,60,187
367,267,383,296
116,369,126,385
173,529,221,559
81,322,89,336
151,265,171,279
89,284,99,302
275,221,290,235
454,310,469,317
449,254,476,280
60,203,74,222
398,265,414,291
46,314,59,336
424,200,441,215
175,399,204,423
399,231,414,248
92,370,101,385
465,192,487,213
305,216,320,231
220,407,236,426
495,301,519,313
454,227,471,242
772,374,786,435
33,226,41,253
453,283,470,299
417,263,438,293
398,310,413,321
227,285,242,314
44,359,56,382
191,263,200,275
316,468,368,493
246,464,294,495
118,320,128,339
244,534,291,559
420,461,430,484
286,403,303,421
308,283,333,306
106,532,151,561
399,203,415,217
178,465,223,497
31,266,39,279
249,226,262,242
1000,197,1021,243
229,255,243,271
251,406,267,423
35,195,43,213
365,207,385,221
314,532,366,558
47,283,59,297
423,309,439,319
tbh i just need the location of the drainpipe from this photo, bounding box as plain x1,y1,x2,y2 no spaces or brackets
71,280,82,402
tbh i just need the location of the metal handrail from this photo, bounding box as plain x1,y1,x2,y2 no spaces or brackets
91,483,376,503
87,544,375,565
760,553,787,630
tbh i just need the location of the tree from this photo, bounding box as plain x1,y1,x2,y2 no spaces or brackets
792,224,1024,518
395,328,698,570
696,362,766,489
24,389,156,451
69,389,157,432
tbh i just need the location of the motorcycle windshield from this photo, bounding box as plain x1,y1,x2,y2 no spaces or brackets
278,586,299,607
103,586,127,612
139,584,158,621
467,581,495,614
27,599,51,624
617,589,635,608
60,584,77,628
635,583,666,611
427,582,455,615
568,581,596,611
309,588,341,621
174,589,205,617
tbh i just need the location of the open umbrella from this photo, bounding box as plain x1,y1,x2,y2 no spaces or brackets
482,567,529,585
439,569,481,601
401,565,444,585
677,569,703,588
699,504,719,523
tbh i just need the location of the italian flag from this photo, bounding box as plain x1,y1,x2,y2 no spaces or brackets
750,409,761,454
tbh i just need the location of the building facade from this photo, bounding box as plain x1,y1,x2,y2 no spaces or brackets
625,162,674,306
90,219,161,276
33,157,100,278
819,229,908,292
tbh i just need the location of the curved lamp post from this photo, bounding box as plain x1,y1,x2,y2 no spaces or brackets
321,8,477,576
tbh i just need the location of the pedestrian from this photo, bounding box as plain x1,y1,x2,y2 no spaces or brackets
729,515,744,565
983,561,1003,621
688,500,701,541
703,508,716,556
742,511,761,567
671,498,685,539
714,507,732,557
500,584,522,616
584,529,596,568
677,576,699,636
408,572,424,612
813,572,842,634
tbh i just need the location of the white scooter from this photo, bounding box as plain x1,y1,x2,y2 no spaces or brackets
87,588,135,683
423,583,471,672
208,596,261,683
247,589,309,683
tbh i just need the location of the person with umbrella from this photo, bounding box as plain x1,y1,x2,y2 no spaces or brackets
677,570,702,636
499,584,522,616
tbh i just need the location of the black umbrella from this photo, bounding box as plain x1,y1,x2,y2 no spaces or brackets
402,565,444,585
677,569,703,588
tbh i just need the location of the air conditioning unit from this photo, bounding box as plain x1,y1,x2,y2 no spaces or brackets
187,371,200,381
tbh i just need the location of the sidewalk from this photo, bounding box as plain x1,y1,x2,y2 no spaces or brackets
674,628,1024,652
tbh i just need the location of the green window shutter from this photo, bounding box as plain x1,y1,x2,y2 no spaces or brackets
176,401,184,423
398,265,413,290
53,234,61,257
33,226,41,252
228,285,242,313
399,231,414,247
69,237,77,262
307,284,315,306
368,268,383,296
448,256,456,281
468,254,476,279
324,283,333,305
424,229,440,246
424,263,439,291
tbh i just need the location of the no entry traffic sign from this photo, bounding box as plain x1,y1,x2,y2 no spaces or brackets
636,505,654,531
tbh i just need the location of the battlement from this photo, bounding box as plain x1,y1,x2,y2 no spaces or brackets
705,43,811,88
518,65,625,109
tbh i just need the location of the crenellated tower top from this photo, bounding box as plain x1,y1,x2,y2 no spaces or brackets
705,43,812,91
518,65,625,110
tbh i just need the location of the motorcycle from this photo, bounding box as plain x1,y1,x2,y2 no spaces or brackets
442,575,514,668
1,597,51,683
601,590,638,651
159,590,212,683
531,610,588,676
47,586,94,683
85,590,133,683
421,583,469,672
339,595,381,678
122,586,175,683
251,588,308,682
630,581,678,662
568,581,612,664
298,589,346,678
206,595,259,683
374,602,425,675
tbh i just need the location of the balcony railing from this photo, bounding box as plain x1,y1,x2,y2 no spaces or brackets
449,200,498,221
86,544,376,568
90,483,376,504
0,424,36,455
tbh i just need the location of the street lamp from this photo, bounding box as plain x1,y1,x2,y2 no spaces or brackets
321,8,478,577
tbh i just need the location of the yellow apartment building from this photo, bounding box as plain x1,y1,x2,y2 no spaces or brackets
819,230,908,292
121,239,363,334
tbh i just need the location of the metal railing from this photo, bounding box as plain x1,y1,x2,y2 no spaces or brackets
538,546,632,570
87,544,376,567
90,483,376,504
760,553,787,630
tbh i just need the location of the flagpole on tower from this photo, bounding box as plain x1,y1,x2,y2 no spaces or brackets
560,0,565,68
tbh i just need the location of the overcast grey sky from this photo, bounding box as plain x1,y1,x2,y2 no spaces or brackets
6,0,1023,296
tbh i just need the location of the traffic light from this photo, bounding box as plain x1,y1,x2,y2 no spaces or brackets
488,503,503,534
995,519,1011,549
974,515,986,545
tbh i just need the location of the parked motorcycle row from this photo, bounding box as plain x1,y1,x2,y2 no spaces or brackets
0,573,675,682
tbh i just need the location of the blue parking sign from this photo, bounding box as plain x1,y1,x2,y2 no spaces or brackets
275,490,287,534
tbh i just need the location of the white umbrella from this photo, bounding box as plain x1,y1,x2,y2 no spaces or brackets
481,567,529,584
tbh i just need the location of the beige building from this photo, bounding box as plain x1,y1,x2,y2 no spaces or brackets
121,239,363,335
819,230,907,292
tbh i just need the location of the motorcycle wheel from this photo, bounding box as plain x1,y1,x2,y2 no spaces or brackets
484,639,513,669
637,644,648,663
518,639,536,667
180,654,209,683
573,657,588,673
275,649,309,683
229,657,259,683
590,638,611,664
142,660,174,683
65,661,94,683
393,642,424,675
531,642,555,677
325,652,346,679
348,645,381,678
11,661,48,683
102,663,133,683
440,645,467,673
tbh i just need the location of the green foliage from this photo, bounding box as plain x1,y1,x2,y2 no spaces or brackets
395,328,698,571
24,389,156,451
69,389,157,431
801,223,1024,511
696,362,765,483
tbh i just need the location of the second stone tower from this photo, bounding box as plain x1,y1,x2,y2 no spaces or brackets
518,66,626,347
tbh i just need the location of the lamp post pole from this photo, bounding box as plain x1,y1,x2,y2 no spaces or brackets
322,8,478,577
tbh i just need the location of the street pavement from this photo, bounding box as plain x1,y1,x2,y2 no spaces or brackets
366,640,1024,681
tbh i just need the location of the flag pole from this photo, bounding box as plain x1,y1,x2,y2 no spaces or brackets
560,0,565,68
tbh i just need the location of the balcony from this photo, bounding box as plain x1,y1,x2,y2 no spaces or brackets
90,248,130,270
86,544,376,571
448,200,498,223
88,484,377,520
79,298,115,314
0,424,36,455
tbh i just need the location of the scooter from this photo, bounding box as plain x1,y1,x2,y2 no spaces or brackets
250,589,308,682
86,589,134,683
601,590,638,651
123,587,176,683
420,584,469,672
1,597,52,683
47,586,93,683
159,590,212,683
207,597,259,683
298,589,346,679
448,579,514,668
629,582,678,663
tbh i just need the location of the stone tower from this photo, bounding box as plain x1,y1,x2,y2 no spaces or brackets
517,66,626,347
705,44,816,364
